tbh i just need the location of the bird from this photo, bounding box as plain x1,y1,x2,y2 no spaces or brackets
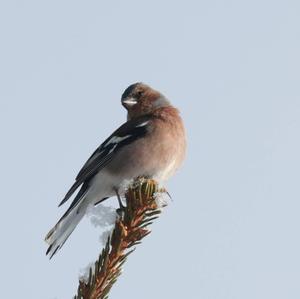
45,82,186,258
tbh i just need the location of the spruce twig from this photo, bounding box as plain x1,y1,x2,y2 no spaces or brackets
74,178,165,299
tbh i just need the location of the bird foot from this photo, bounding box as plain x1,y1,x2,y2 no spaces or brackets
116,207,126,219
158,187,172,200
114,187,126,218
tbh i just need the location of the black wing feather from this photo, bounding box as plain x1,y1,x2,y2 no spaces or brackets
58,116,150,207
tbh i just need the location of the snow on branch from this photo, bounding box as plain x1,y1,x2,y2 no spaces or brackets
73,178,167,299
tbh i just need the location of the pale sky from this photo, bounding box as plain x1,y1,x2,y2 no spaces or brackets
1,1,300,298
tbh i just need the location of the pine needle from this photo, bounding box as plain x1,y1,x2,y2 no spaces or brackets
74,178,164,299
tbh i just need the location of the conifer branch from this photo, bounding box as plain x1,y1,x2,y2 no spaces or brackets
74,178,165,299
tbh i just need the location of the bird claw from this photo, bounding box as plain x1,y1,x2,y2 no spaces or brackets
116,207,126,219
158,187,172,200
114,187,126,219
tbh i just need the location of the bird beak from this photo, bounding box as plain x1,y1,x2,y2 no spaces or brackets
122,97,137,107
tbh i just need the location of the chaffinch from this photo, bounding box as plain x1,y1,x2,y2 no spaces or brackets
45,82,186,258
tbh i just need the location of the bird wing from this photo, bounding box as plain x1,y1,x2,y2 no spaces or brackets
58,116,151,207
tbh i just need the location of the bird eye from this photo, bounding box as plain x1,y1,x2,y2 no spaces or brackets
136,91,143,98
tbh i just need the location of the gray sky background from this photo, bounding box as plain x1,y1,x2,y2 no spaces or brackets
1,1,300,298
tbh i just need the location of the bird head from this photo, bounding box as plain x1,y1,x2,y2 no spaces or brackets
121,83,170,119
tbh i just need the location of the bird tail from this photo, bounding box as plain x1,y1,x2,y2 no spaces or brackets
45,199,87,258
